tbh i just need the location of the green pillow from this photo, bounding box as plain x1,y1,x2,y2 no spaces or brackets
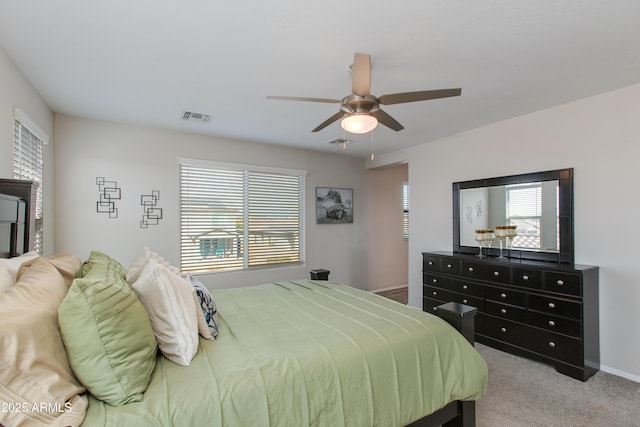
81,250,126,278
58,270,157,406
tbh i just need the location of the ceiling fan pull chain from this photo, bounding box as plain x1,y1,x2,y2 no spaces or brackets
343,129,347,150
370,130,375,161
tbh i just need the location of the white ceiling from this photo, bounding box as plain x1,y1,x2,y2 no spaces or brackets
1,1,639,159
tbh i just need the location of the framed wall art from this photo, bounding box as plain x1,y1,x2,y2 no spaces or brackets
316,187,353,224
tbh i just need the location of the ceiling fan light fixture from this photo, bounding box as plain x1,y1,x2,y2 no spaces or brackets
341,113,378,134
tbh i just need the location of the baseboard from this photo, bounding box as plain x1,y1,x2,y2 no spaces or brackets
600,364,640,384
372,284,408,293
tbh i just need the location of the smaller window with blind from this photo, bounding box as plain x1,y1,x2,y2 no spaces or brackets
180,159,306,274
506,182,559,250
13,108,46,255
403,182,409,240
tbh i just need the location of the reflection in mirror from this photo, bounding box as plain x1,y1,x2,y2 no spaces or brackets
453,168,573,264
459,181,559,252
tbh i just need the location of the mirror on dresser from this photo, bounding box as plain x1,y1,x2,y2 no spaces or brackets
452,168,574,263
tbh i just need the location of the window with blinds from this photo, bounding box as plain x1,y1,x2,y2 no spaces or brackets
506,183,542,249
13,120,44,254
402,182,409,240
179,159,305,273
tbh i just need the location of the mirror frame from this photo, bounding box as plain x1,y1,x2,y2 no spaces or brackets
453,168,574,264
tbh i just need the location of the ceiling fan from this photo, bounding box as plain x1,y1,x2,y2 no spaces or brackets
266,53,461,134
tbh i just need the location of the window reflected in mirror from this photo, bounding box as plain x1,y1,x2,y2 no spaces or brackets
459,181,559,252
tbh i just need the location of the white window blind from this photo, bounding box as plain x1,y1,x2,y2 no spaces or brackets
13,119,44,254
180,159,305,273
402,182,409,240
506,183,542,249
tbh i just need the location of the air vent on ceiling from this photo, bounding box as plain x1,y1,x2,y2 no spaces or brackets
182,111,212,123
326,137,352,145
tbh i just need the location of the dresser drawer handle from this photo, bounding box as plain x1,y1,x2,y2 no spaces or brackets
493,271,500,277
462,285,468,290
468,267,474,272
548,302,555,309
548,320,556,327
501,293,507,299
432,278,437,283
522,275,529,281
428,261,433,265
501,327,507,333
447,263,453,268
557,280,564,286
501,308,507,314
432,291,437,296
548,341,556,348
462,299,468,304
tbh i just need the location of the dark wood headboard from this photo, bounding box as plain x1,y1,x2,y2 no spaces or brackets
0,179,37,257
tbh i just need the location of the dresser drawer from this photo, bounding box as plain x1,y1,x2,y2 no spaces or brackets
526,327,582,366
461,260,484,280
544,272,581,296
485,316,582,366
512,267,543,290
440,259,460,275
526,310,581,338
483,264,511,284
423,255,440,272
423,273,450,289
484,316,529,348
451,293,484,311
422,255,462,275
485,286,526,307
485,300,526,322
528,294,581,319
424,285,455,303
449,279,483,297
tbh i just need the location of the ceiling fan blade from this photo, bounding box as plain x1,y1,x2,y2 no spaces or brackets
312,111,345,132
378,88,462,105
351,53,371,96
266,96,341,103
371,109,404,132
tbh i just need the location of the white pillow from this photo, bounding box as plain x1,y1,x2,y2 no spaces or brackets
0,251,40,290
131,258,199,366
126,246,179,283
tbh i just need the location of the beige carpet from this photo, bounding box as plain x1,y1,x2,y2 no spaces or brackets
475,343,640,426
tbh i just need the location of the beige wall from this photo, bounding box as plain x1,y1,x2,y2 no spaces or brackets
0,45,56,255
372,83,640,382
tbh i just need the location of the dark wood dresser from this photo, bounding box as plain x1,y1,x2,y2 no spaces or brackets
0,193,26,257
423,251,599,381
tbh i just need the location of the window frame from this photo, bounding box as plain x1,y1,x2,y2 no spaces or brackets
402,181,409,241
179,158,306,274
505,182,542,250
13,108,47,255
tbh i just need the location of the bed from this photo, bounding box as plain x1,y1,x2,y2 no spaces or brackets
0,181,487,427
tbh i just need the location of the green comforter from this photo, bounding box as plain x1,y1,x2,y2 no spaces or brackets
83,280,487,426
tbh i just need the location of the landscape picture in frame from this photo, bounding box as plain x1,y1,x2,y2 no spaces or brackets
316,187,353,224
